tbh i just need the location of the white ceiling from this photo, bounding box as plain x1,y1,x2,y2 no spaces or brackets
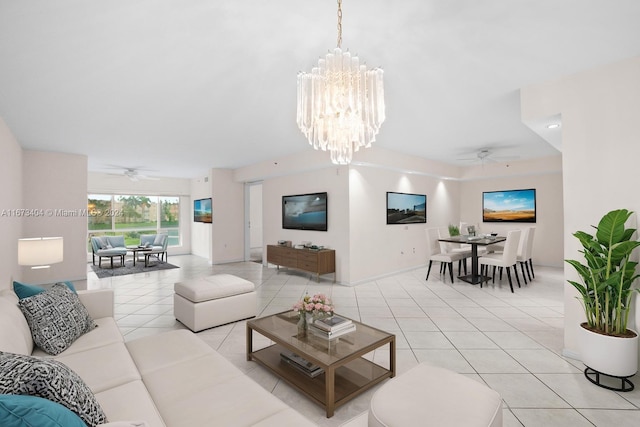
1,1,639,179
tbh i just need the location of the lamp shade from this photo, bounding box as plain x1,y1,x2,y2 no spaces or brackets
18,237,64,268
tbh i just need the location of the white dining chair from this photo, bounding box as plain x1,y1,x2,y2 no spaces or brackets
485,228,505,253
425,228,469,283
517,227,536,283
438,228,471,275
459,222,469,235
460,222,489,255
478,229,522,293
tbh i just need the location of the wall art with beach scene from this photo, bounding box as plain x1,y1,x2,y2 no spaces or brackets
483,189,536,223
194,198,212,223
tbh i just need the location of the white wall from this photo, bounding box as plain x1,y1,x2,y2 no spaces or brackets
522,56,640,360
190,173,211,261
459,158,564,267
211,169,245,264
262,166,350,281
88,172,191,196
249,183,263,249
21,151,88,285
348,165,461,283
238,147,465,284
236,146,565,284
0,118,23,289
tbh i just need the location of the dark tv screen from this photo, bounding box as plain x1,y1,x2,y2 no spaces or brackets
483,189,536,223
194,198,212,223
386,192,427,224
282,192,327,231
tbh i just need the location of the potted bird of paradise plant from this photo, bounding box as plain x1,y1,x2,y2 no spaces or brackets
566,208,640,391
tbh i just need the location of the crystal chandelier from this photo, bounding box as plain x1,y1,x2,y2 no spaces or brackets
296,0,385,165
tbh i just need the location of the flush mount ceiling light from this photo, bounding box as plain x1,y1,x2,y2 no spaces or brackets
296,0,385,165
547,123,561,129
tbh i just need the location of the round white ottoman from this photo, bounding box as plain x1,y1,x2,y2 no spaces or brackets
369,363,502,427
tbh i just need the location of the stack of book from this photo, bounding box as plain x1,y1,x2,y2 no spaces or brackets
280,350,324,378
309,315,356,340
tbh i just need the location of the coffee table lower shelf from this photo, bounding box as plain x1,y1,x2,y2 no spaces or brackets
249,344,391,417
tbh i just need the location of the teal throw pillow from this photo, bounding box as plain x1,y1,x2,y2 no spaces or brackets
93,237,107,250
13,281,77,299
0,394,88,427
140,235,154,246
153,234,166,246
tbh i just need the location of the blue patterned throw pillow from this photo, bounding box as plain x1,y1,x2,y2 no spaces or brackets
18,283,97,355
0,352,107,426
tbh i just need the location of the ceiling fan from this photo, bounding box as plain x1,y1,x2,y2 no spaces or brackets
457,148,519,165
105,166,159,181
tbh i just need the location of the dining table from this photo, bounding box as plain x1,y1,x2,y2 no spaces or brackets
437,235,507,284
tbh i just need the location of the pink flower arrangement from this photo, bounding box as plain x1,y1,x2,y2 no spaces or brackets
292,293,333,317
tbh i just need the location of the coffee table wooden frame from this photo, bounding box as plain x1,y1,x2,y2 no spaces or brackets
246,310,395,418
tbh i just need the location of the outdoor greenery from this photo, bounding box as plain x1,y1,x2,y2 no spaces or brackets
566,209,640,336
87,194,180,252
119,196,152,223
88,195,179,230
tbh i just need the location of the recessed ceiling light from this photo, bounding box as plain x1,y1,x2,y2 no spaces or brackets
547,123,561,129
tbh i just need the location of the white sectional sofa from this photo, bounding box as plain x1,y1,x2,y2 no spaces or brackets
0,287,316,427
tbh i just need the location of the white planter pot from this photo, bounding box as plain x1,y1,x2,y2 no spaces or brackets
579,323,639,378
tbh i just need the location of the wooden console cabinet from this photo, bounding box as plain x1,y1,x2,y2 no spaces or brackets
266,245,336,282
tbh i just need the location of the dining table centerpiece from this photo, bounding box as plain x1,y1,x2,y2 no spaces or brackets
292,293,334,337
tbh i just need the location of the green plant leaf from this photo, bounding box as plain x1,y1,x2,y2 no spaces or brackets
567,209,640,335
596,209,631,248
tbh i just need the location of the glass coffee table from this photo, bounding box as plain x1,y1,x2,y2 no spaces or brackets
246,310,395,418
126,246,152,266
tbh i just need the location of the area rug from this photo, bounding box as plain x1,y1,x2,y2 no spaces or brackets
91,259,179,278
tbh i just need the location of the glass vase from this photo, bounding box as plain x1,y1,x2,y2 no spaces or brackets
297,313,308,338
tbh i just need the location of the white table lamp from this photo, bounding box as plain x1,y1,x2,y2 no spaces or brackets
18,237,64,269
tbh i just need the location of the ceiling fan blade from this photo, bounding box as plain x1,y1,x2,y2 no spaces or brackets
491,155,520,160
102,164,149,171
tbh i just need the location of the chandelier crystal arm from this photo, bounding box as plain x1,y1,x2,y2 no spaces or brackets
337,0,342,49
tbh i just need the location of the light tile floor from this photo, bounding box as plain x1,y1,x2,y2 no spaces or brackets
87,255,640,427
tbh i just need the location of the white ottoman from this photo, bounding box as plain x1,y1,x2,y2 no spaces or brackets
369,363,503,427
174,274,257,332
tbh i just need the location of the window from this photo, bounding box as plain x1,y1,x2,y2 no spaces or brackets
87,194,180,251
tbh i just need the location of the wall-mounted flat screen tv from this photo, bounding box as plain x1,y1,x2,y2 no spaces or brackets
194,198,212,223
282,192,328,231
386,192,427,224
483,189,536,223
